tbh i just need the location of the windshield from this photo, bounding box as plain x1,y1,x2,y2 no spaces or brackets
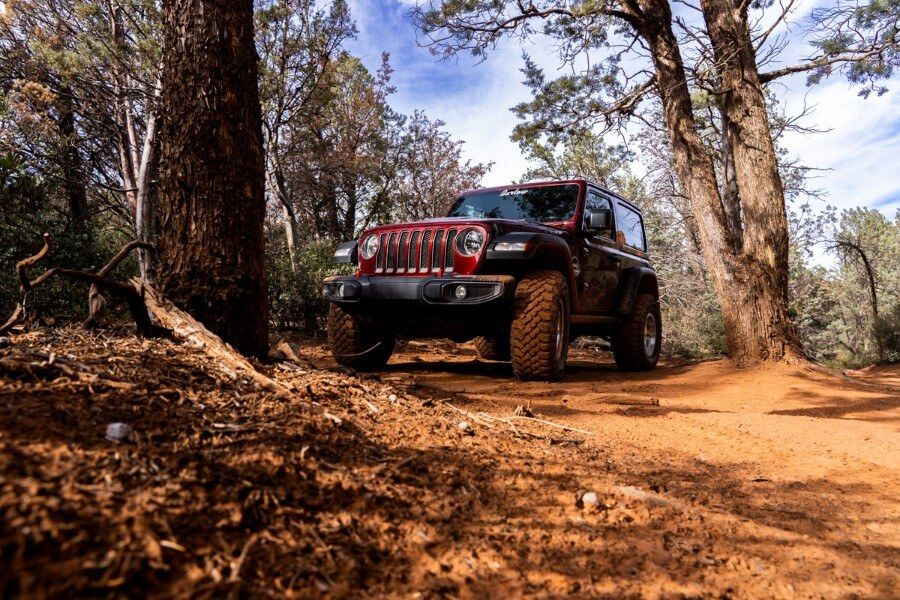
447,184,579,223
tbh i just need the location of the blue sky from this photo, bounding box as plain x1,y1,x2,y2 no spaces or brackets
347,0,900,223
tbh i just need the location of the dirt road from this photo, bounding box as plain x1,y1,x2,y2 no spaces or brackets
4,330,898,597
312,339,900,597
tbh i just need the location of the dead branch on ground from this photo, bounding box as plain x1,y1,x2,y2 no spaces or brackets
85,240,155,328
11,234,156,337
0,303,24,336
2,234,293,400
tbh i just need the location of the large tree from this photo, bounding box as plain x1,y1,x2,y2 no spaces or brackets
157,0,269,357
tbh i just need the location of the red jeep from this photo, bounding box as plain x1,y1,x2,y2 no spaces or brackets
323,179,661,380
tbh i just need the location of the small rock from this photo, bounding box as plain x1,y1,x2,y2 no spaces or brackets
457,421,474,435
105,422,133,442
581,492,600,508
0,336,10,349
388,394,398,403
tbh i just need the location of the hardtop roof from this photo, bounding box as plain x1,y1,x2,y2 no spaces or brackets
461,178,643,215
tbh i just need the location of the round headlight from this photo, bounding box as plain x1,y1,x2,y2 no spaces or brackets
360,234,379,260
456,228,485,256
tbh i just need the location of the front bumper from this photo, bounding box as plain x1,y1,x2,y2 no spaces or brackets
322,274,515,306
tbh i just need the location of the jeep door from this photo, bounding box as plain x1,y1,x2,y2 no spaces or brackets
613,200,651,271
578,190,622,312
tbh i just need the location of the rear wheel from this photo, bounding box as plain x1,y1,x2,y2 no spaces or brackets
510,270,570,380
612,293,661,371
473,334,511,361
327,304,395,370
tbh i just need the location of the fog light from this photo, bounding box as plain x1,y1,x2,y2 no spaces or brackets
337,283,346,297
454,285,467,300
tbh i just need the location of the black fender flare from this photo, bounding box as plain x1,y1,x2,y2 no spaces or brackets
617,266,659,315
484,232,578,305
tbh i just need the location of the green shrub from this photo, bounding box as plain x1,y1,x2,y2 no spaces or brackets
874,303,900,364
266,234,352,333
0,155,130,324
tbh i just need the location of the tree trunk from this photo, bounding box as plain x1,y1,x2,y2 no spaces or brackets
632,0,802,366
699,0,803,363
157,0,269,357
343,176,357,240
111,3,139,215
56,91,88,233
266,162,302,274
718,102,743,251
135,102,160,281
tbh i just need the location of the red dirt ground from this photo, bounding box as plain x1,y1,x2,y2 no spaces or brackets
2,329,898,598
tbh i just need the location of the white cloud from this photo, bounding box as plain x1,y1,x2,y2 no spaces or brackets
780,78,900,215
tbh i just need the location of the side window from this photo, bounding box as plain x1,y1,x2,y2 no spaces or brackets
615,202,646,251
585,191,613,238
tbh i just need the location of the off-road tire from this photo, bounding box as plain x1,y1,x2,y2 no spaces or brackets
473,334,511,361
510,270,570,380
612,293,661,371
327,304,395,370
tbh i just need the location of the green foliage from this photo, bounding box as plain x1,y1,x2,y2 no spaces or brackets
266,231,351,333
874,302,900,363
0,154,131,323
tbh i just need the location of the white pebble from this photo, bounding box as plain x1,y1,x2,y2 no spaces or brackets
581,492,599,508
457,421,474,435
388,394,398,402
105,422,133,442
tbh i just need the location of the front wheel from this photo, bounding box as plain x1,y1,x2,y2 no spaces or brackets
327,304,395,370
510,271,570,380
612,293,661,371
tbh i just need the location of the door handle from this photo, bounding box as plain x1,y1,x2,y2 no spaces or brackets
609,254,622,263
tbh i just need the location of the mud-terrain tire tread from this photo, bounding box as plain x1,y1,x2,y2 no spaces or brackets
612,292,661,371
510,270,569,381
327,304,395,370
473,335,511,361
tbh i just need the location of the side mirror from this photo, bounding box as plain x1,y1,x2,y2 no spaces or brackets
586,207,611,231
333,241,358,264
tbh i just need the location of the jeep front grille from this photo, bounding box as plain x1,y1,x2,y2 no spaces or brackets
375,226,459,274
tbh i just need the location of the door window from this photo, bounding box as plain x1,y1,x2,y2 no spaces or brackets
585,191,613,239
615,202,646,251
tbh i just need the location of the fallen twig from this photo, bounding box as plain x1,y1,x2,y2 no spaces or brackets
0,303,23,336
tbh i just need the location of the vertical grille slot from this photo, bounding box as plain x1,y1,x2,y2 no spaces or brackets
419,230,431,272
376,233,387,271
398,231,408,271
431,230,444,270
387,232,397,272
444,229,457,270
408,231,420,271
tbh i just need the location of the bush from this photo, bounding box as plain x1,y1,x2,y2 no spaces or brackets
874,303,900,364
266,235,352,333
0,155,130,324
661,292,725,359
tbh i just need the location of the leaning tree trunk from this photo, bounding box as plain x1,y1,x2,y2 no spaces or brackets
156,0,269,357
700,0,804,363
632,0,801,366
